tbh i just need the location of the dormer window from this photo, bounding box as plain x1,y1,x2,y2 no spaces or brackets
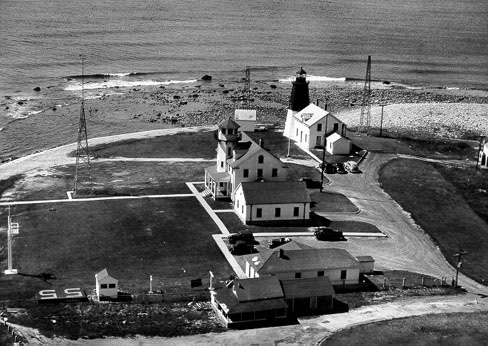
258,155,264,164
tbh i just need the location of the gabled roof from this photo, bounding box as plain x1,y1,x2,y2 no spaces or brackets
95,268,117,282
235,109,257,121
256,248,360,274
246,240,314,265
293,103,343,128
229,142,284,169
281,276,335,298
214,276,287,314
233,276,284,302
327,132,350,143
239,181,311,205
218,118,241,129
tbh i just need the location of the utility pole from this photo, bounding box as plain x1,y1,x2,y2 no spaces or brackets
454,249,468,287
379,103,386,137
320,112,329,192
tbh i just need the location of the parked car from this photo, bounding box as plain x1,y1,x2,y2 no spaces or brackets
336,162,347,174
325,163,337,174
228,231,255,245
314,227,346,241
229,243,255,255
267,237,292,249
344,161,360,173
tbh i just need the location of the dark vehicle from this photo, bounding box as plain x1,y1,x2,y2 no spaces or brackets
229,243,255,255
267,237,292,249
325,163,337,174
314,227,346,241
336,162,347,174
228,231,254,245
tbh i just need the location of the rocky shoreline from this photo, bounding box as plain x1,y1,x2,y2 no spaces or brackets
1,79,488,162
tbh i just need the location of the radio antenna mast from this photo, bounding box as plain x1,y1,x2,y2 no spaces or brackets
245,66,251,107
359,55,372,134
73,55,91,196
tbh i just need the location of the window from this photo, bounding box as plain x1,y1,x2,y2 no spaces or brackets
316,136,321,146
318,270,324,277
340,270,347,280
221,128,226,135
241,205,244,213
257,169,263,178
258,155,264,164
296,128,298,136
108,284,116,288
310,296,318,309
236,200,239,208
275,308,286,318
275,208,281,217
256,208,262,218
333,123,339,132
295,272,301,279
101,284,108,289
293,207,299,217
305,134,307,142
272,168,278,177
220,161,224,168
241,312,254,321
243,169,249,178
317,123,322,132
255,311,266,320
227,147,232,156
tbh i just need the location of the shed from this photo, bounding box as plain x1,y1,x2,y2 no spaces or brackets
356,256,375,274
234,109,257,132
95,268,119,299
326,133,352,155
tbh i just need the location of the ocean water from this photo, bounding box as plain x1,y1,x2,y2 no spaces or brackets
0,0,487,159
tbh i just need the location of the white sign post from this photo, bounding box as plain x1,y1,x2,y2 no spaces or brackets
4,206,19,275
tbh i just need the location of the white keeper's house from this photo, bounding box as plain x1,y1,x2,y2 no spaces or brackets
234,181,311,225
283,67,349,152
204,118,288,201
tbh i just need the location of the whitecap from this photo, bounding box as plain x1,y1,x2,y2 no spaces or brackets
279,75,346,83
64,79,198,91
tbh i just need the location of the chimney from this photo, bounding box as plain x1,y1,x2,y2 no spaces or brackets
259,138,264,147
279,248,285,259
324,103,328,110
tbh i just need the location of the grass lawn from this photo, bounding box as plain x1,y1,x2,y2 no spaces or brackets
8,161,211,201
379,158,488,284
310,191,359,213
324,311,488,345
88,130,217,159
0,198,232,300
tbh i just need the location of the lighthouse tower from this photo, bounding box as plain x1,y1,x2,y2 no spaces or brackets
216,118,240,172
284,67,310,138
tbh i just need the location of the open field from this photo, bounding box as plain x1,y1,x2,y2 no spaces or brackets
0,198,232,300
379,158,488,284
324,311,488,345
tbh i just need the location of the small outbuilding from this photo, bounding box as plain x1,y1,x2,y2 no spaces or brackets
355,256,375,274
95,268,118,299
234,109,257,132
326,133,352,155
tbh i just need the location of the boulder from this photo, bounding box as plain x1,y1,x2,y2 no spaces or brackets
201,75,212,81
